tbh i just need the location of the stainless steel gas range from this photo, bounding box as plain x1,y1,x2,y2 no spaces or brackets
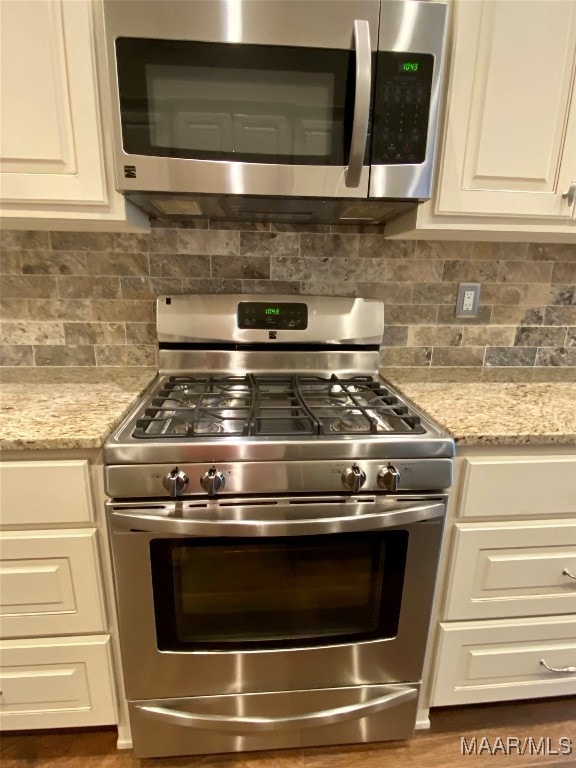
104,294,454,759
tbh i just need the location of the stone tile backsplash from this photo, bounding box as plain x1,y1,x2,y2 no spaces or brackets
1,224,575,381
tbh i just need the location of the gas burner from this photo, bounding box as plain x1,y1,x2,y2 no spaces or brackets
194,419,225,434
328,415,371,433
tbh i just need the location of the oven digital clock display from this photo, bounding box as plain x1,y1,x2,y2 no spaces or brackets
237,302,308,330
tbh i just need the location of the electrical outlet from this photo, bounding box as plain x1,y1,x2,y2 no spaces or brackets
456,283,481,318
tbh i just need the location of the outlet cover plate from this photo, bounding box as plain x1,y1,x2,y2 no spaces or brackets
456,283,481,318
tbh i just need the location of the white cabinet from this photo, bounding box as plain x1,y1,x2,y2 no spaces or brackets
0,459,118,730
0,636,116,729
0,0,148,232
386,0,576,242
430,452,576,706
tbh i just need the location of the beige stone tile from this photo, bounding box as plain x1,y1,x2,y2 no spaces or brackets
27,299,91,321
431,347,484,366
497,261,553,283
34,344,96,366
551,261,576,283
408,326,462,347
411,283,458,304
472,241,529,260
90,299,155,323
1,321,64,345
437,305,492,325
0,251,22,274
385,305,438,325
58,275,121,299
415,240,473,259
149,254,210,278
428,366,485,382
442,260,498,282
379,347,432,366
480,284,522,305
119,276,183,299
0,299,28,319
240,232,299,258
50,231,114,251
0,274,58,299
527,242,576,261
490,306,544,325
300,234,358,259
385,259,443,283
379,366,430,383
514,327,567,347
95,344,157,366
356,282,412,303
182,278,243,294
461,326,516,346
86,252,150,276
359,236,414,259
0,230,50,249
64,322,126,345
178,229,239,255
485,347,537,366
0,344,34,366
21,250,87,275
211,255,270,280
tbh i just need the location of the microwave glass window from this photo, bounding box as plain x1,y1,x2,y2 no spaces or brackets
146,64,335,158
115,38,357,165
150,531,408,651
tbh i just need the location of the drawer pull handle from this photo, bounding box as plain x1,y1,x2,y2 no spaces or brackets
540,659,576,674
562,568,576,580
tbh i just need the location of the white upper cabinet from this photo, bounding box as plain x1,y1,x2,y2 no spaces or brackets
0,0,148,231
386,0,576,241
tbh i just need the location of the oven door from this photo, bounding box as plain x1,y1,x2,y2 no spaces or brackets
104,0,379,199
109,495,445,701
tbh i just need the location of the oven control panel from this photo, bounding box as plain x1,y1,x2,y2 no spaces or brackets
106,459,454,499
237,302,308,330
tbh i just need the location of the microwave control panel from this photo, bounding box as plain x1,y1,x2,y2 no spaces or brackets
372,52,434,165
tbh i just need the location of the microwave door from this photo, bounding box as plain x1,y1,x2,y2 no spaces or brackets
104,0,379,199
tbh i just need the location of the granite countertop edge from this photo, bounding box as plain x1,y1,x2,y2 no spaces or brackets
1,368,575,451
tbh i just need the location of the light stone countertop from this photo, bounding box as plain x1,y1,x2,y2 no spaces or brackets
0,368,157,451
1,369,575,450
389,381,576,446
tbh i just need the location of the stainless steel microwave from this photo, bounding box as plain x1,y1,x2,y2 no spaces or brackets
102,0,448,224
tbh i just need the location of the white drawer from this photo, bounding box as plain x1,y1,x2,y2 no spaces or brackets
0,635,117,729
444,520,576,620
0,460,94,526
0,529,107,638
459,456,576,519
431,615,576,707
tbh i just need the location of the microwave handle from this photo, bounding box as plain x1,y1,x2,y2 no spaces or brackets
345,19,372,188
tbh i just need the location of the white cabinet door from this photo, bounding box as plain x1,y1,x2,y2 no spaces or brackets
444,520,576,620
458,456,576,520
437,0,576,220
0,635,117,729
0,529,107,638
386,0,576,241
0,0,147,231
432,615,576,706
0,460,95,527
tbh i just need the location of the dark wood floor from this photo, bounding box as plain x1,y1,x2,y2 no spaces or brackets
1,698,575,768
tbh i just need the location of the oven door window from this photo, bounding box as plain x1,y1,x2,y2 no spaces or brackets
115,38,360,165
151,532,407,651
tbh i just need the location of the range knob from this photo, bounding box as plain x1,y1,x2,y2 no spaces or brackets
162,467,189,497
200,467,226,496
341,464,367,493
377,463,401,492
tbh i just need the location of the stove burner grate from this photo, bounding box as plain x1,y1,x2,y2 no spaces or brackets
132,375,424,439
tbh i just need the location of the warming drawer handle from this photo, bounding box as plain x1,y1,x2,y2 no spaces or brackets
345,19,372,188
135,686,417,732
540,659,576,674
110,501,445,536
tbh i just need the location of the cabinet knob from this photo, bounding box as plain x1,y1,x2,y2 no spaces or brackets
561,180,576,207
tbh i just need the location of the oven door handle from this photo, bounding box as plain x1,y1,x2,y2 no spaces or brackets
135,685,417,732
110,500,444,536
